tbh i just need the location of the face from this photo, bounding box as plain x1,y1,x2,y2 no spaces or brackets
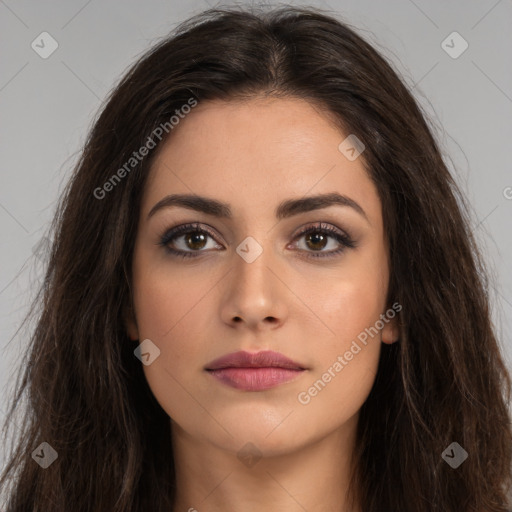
125,96,399,458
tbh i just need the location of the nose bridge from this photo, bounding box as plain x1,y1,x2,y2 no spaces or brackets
220,233,286,327
232,234,274,297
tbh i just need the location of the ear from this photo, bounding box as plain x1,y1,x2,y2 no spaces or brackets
123,300,139,341
381,313,400,345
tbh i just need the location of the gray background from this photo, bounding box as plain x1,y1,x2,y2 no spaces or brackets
1,0,511,470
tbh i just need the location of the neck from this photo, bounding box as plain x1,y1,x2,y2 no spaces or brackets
170,414,362,512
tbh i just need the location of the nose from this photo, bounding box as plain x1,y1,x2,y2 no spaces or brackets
219,245,288,331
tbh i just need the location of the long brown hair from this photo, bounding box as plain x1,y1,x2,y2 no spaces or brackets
1,5,511,511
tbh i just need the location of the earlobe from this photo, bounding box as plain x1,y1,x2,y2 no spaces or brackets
123,302,139,341
381,315,400,345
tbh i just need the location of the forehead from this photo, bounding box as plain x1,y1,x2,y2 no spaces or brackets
142,97,382,226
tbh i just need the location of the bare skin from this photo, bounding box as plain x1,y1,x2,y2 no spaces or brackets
125,96,399,512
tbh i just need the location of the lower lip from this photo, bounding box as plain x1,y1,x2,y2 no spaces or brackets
207,367,305,391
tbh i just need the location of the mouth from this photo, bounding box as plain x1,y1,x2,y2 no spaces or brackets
206,367,305,391
205,350,307,391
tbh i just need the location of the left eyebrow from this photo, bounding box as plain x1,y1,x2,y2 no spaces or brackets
147,192,370,224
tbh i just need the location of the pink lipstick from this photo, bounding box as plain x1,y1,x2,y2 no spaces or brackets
205,350,306,391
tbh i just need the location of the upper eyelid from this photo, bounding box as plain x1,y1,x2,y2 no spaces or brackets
162,221,351,245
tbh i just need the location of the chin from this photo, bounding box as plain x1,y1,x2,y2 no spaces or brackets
211,415,315,453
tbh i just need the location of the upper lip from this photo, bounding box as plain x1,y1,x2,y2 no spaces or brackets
205,350,306,370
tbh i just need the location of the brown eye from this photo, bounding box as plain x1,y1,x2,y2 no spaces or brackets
159,223,223,259
304,232,329,251
292,223,356,259
183,231,208,250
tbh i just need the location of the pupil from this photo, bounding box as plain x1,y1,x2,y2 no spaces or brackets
306,232,326,250
187,232,206,249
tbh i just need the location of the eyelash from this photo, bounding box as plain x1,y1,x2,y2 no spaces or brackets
158,222,356,260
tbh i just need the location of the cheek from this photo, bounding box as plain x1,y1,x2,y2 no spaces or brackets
304,281,383,387
131,261,212,419
132,274,207,369
299,251,389,351
129,247,196,379
292,276,386,423
293,250,388,402
131,244,206,338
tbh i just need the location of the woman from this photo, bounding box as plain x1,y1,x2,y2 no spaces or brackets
1,5,510,511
